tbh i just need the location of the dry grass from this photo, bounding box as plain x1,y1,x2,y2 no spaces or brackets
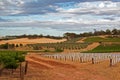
0,38,66,45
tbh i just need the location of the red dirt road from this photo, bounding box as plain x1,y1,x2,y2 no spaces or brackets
24,54,114,80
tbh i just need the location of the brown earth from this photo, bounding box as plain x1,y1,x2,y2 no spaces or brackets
0,38,66,45
1,53,120,80
99,35,108,38
77,37,86,43
80,42,100,52
22,54,120,80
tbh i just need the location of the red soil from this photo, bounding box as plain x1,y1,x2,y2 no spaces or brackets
24,54,112,80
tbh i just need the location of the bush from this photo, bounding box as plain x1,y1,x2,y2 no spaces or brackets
0,51,26,69
55,48,63,52
44,50,50,52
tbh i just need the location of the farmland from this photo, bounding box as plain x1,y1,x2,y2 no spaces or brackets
27,42,91,52
0,36,120,53
84,36,120,42
0,38,67,45
84,44,120,53
0,35,120,80
22,53,120,80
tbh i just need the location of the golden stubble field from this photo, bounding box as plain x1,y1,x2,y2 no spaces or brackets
0,38,67,45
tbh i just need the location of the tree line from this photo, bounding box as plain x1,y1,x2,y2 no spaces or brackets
0,43,23,49
1,28,120,41
63,29,120,40
0,34,63,41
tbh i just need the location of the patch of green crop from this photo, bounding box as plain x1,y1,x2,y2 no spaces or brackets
83,44,120,53
84,37,120,42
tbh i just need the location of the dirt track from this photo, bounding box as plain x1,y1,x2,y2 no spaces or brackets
80,42,100,52
24,54,114,80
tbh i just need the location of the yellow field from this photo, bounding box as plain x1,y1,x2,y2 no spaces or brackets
0,38,67,45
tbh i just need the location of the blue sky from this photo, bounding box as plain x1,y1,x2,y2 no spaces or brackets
0,0,120,36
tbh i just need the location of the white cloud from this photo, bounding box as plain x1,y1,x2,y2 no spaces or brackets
0,0,119,35
58,1,120,15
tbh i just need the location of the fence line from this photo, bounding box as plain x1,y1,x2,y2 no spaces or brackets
42,53,120,66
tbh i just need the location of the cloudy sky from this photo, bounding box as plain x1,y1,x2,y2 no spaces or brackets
0,0,120,36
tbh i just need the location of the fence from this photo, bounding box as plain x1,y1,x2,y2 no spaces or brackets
42,53,120,66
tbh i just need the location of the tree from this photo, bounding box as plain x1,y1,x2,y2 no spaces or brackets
112,29,118,35
20,44,23,47
16,44,19,47
106,29,111,35
63,33,77,40
0,43,9,49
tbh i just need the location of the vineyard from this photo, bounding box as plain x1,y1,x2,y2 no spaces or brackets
42,53,120,66
0,51,28,80
26,37,91,51
27,42,91,51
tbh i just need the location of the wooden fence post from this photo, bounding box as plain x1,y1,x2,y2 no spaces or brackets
59,56,61,60
25,61,28,75
110,58,112,67
21,66,24,80
65,56,66,61
20,63,22,78
92,58,94,64
80,57,82,63
0,68,4,76
71,56,73,61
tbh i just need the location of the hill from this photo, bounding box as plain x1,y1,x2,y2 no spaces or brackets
0,38,67,45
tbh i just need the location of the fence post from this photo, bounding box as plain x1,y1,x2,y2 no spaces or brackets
0,68,4,76
71,56,73,61
21,66,24,80
20,63,22,78
25,61,28,75
110,58,112,67
80,57,82,63
65,56,66,61
92,58,94,64
59,56,61,60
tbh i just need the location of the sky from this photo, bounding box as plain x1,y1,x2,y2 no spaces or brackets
0,0,120,36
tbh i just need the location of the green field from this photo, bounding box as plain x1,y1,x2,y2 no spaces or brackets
84,37,120,42
83,44,120,53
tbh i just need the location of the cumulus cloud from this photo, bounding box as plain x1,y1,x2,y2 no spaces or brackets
58,1,120,15
0,0,120,36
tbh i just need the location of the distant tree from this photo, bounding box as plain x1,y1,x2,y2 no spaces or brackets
20,44,23,47
106,29,111,35
112,29,118,35
9,44,15,49
16,44,19,47
0,43,9,49
63,33,77,40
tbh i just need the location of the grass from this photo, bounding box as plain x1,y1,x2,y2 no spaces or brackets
0,50,27,54
83,44,120,53
84,37,120,42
